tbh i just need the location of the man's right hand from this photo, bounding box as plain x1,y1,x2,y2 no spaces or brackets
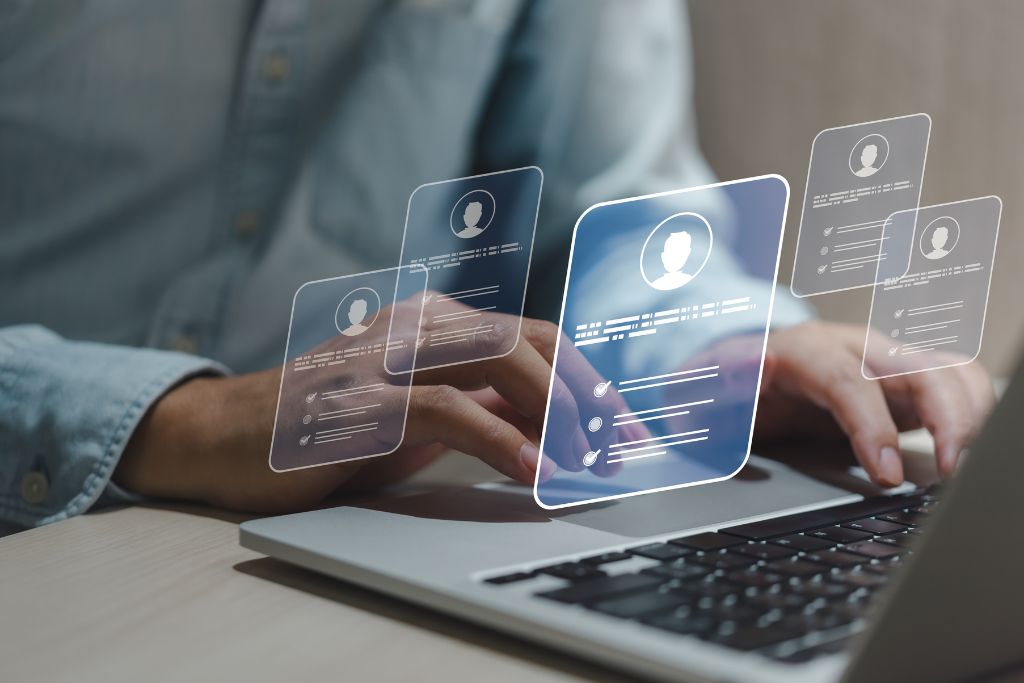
113,313,562,514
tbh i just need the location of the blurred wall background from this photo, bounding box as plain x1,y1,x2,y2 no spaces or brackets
688,0,1023,376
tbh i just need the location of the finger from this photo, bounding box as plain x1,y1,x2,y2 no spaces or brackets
415,327,554,429
478,339,557,427
519,317,559,365
779,353,904,487
906,369,982,479
465,387,541,444
405,385,538,483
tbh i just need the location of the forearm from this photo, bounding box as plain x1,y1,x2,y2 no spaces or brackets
114,375,223,503
0,325,228,526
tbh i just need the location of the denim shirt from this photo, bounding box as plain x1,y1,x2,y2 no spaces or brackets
0,0,808,527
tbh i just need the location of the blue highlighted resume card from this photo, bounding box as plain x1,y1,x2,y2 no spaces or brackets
534,176,790,508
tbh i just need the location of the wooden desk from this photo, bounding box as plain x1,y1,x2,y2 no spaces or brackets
1,443,1021,683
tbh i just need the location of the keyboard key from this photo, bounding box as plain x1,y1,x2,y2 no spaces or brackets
765,560,828,578
580,551,632,566
808,526,873,544
643,562,710,582
862,559,901,575
746,592,809,611
693,552,756,571
704,602,759,624
590,588,690,619
537,572,662,604
643,611,716,636
876,510,918,526
719,495,916,540
843,518,907,535
628,542,691,561
832,570,887,589
710,623,804,651
484,571,535,585
777,610,854,633
875,533,914,549
537,562,607,582
788,581,854,599
843,540,903,560
726,570,786,589
775,635,853,663
675,579,741,599
772,534,834,552
731,543,798,561
803,551,864,568
670,532,745,551
830,601,869,623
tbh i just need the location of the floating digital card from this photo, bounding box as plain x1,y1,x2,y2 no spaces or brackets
791,113,930,297
862,197,1001,380
534,175,789,509
269,265,427,472
388,167,542,373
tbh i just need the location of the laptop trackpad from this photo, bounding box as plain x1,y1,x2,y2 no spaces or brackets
472,454,886,539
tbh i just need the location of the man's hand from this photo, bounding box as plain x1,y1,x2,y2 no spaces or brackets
755,321,995,486
114,316,561,514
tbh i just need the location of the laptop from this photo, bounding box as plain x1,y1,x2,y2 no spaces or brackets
240,356,1024,683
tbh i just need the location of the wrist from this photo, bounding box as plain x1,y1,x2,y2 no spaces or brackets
114,375,223,502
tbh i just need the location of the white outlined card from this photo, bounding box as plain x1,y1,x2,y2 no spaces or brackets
862,197,1001,380
534,175,789,509
791,113,930,297
269,265,427,472
388,167,542,373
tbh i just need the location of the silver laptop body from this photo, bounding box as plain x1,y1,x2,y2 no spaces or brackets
241,358,1024,683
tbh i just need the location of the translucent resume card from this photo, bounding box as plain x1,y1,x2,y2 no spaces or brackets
791,113,930,297
534,175,789,509
392,167,542,372
863,197,1001,380
269,265,427,472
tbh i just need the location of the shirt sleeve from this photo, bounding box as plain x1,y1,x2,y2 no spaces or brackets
0,325,228,527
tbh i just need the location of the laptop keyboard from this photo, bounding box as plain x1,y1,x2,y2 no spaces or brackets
482,488,939,663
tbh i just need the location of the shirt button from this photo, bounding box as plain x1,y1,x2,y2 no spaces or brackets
262,52,290,83
170,334,199,355
234,210,261,238
21,471,48,505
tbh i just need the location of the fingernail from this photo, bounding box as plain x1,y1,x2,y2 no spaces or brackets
520,442,540,475
538,452,557,482
878,446,903,487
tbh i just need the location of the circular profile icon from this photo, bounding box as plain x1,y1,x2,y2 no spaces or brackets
640,212,714,291
919,215,960,261
849,133,890,178
335,286,382,337
450,189,496,239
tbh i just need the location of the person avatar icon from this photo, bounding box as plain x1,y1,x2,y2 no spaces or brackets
450,188,495,239
854,143,880,178
335,286,381,336
457,201,485,239
848,133,889,179
924,226,952,260
651,231,695,291
640,211,713,291
340,298,371,336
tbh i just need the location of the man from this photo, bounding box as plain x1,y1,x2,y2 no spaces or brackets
0,0,992,527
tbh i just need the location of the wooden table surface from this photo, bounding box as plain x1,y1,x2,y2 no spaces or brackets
2,442,1021,683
